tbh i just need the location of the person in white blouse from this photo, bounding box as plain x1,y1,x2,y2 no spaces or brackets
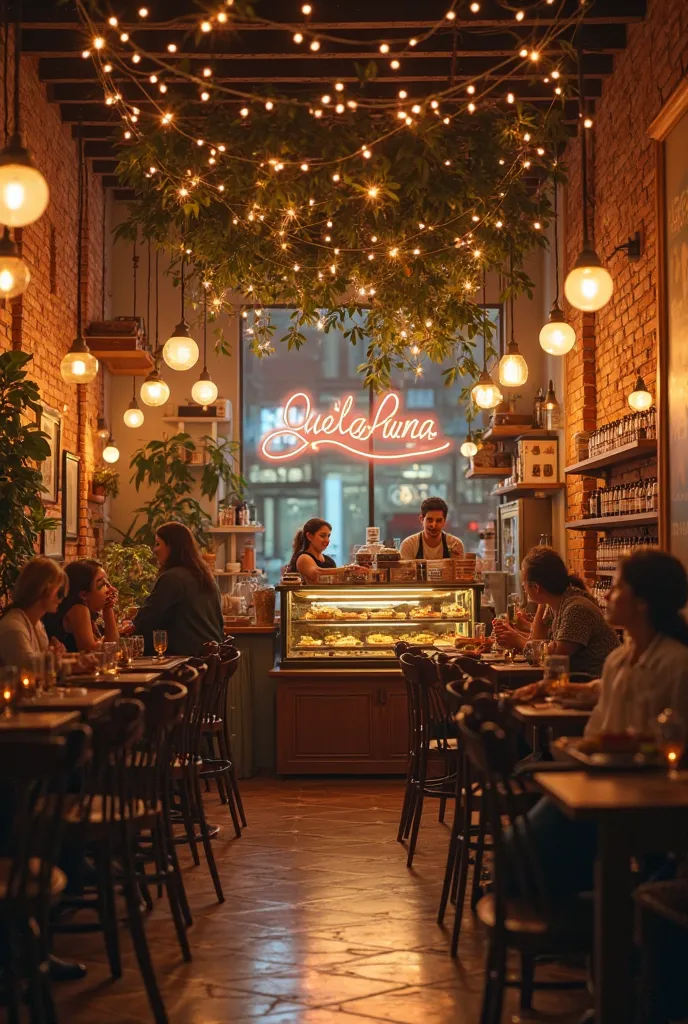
0,557,67,668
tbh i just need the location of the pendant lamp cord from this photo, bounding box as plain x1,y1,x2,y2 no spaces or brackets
509,247,515,348
146,240,151,347
203,286,208,367
100,196,106,319
131,235,138,318
131,374,136,401
2,0,8,143
154,247,159,359
76,125,83,337
12,0,21,137
180,253,185,319
553,178,560,303
482,268,488,371
577,42,589,248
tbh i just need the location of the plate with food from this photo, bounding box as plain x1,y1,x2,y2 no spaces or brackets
563,732,663,770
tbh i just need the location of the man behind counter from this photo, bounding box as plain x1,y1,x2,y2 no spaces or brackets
399,496,465,561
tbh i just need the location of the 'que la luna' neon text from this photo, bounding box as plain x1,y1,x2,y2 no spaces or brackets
259,392,452,462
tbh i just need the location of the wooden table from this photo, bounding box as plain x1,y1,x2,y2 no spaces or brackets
534,770,688,1024
18,688,120,718
0,710,80,734
480,660,543,691
128,656,190,672
67,671,162,690
510,701,592,751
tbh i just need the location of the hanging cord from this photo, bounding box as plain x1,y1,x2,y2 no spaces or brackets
482,267,488,370
75,125,83,336
131,235,138,318
154,247,159,358
577,41,589,248
553,179,560,303
131,374,136,402
180,252,186,319
203,285,208,368
146,240,151,347
509,246,515,347
2,0,8,144
12,0,21,137
100,195,106,319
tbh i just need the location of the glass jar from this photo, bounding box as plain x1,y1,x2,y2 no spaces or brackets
254,585,276,626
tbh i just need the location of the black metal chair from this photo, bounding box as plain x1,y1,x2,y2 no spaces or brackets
199,645,245,836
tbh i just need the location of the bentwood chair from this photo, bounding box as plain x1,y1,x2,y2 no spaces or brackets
634,879,688,1023
458,704,590,1022
199,644,245,835
0,727,91,1024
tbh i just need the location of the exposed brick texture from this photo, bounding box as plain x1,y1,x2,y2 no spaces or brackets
564,0,688,577
0,48,105,560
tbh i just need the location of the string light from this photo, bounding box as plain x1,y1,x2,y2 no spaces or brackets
309,40,320,51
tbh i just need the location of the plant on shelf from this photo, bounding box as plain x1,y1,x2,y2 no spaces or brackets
124,432,246,550
0,351,58,604
101,542,159,611
92,466,120,499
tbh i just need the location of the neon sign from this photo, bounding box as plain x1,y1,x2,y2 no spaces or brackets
259,391,452,462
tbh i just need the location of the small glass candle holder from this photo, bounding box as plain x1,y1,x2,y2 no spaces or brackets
0,667,18,717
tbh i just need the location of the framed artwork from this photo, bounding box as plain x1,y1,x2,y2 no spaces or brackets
650,79,688,560
41,523,64,561
38,405,61,505
62,451,80,540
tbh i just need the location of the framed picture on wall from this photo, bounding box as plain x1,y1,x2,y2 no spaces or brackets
38,405,61,505
650,79,688,561
41,523,64,561
62,451,80,540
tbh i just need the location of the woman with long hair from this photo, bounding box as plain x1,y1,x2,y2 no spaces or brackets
128,522,223,656
288,517,371,583
493,545,619,675
0,557,67,667
43,559,119,652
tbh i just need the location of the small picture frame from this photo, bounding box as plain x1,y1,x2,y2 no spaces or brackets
41,523,64,561
38,405,61,505
62,451,80,540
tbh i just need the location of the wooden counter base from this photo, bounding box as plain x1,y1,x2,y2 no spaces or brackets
272,667,409,775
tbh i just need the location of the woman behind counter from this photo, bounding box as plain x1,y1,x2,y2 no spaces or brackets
288,518,370,583
127,522,224,656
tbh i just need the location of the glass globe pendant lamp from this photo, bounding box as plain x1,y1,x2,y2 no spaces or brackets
564,60,613,313
162,255,199,371
471,270,502,410
628,375,653,412
60,129,98,384
499,256,528,387
102,434,120,464
539,182,576,355
460,432,478,458
0,227,29,298
0,3,49,227
95,417,109,440
140,365,170,407
191,291,218,408
123,376,144,427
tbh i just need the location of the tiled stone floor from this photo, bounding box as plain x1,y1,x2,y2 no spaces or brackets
54,778,590,1023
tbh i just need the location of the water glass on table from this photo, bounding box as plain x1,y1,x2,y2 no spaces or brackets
130,635,145,659
543,654,570,692
0,666,18,717
474,622,486,642
153,630,168,660
102,641,119,677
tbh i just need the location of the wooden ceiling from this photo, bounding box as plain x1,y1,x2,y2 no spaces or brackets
22,0,647,197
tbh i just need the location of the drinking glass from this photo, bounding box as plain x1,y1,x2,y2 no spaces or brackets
118,638,133,668
131,635,145,659
474,623,486,641
153,630,168,660
524,640,545,666
543,654,570,691
656,708,685,775
507,593,520,625
102,641,119,677
0,667,18,717
19,655,40,701
91,651,107,680
42,651,56,692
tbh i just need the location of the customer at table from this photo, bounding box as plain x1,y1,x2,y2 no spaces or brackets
0,557,67,666
493,545,620,676
126,522,223,656
43,559,119,652
399,497,464,561
509,549,688,900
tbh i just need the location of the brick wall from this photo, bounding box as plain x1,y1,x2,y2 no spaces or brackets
0,49,105,560
564,0,688,577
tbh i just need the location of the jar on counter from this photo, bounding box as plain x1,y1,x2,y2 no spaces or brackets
241,540,256,572
254,585,275,626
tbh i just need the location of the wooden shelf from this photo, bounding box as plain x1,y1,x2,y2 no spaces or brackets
87,348,154,376
565,439,657,475
565,512,658,531
482,423,534,440
493,481,565,497
163,416,231,424
465,465,511,479
208,525,265,534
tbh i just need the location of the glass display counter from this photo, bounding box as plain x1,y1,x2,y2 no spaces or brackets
278,583,482,668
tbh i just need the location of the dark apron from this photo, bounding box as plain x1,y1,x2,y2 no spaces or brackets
416,532,451,558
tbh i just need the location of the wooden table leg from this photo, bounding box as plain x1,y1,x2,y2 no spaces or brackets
594,825,634,1023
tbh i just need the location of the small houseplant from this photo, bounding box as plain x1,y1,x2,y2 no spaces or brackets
102,542,159,616
92,467,120,499
0,351,58,605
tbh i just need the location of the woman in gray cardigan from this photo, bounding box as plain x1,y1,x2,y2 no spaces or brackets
129,522,224,656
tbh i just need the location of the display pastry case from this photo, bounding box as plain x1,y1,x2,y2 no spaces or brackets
278,583,483,667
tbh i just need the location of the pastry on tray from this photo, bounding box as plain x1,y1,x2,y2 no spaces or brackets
298,635,323,647
332,635,363,647
367,633,395,645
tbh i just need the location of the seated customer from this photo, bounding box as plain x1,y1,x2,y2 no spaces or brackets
43,559,119,652
0,557,66,666
399,496,464,561
493,545,620,676
126,522,224,656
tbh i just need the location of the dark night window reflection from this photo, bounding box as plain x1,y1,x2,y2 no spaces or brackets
242,309,500,582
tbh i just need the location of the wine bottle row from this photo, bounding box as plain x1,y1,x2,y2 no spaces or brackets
596,535,659,573
585,479,658,519
588,409,656,459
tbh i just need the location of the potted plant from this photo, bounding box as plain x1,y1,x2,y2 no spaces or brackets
200,435,246,501
0,351,59,604
102,542,159,618
92,466,120,499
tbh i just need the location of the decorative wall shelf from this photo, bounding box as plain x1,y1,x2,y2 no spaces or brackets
482,423,534,440
564,512,658,531
208,526,265,535
565,439,657,475
493,482,565,498
163,416,232,424
85,319,153,376
465,466,511,479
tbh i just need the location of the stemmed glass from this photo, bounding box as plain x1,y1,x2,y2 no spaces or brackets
153,630,168,660
656,708,685,776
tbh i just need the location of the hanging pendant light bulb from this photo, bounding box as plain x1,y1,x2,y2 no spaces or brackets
60,128,98,384
140,249,171,406
543,379,561,430
471,270,502,410
0,1,49,227
460,432,478,458
191,289,218,408
499,250,528,386
123,376,144,427
628,375,653,412
95,417,109,440
102,434,120,464
564,51,613,313
0,227,29,297
540,181,576,355
163,254,199,371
